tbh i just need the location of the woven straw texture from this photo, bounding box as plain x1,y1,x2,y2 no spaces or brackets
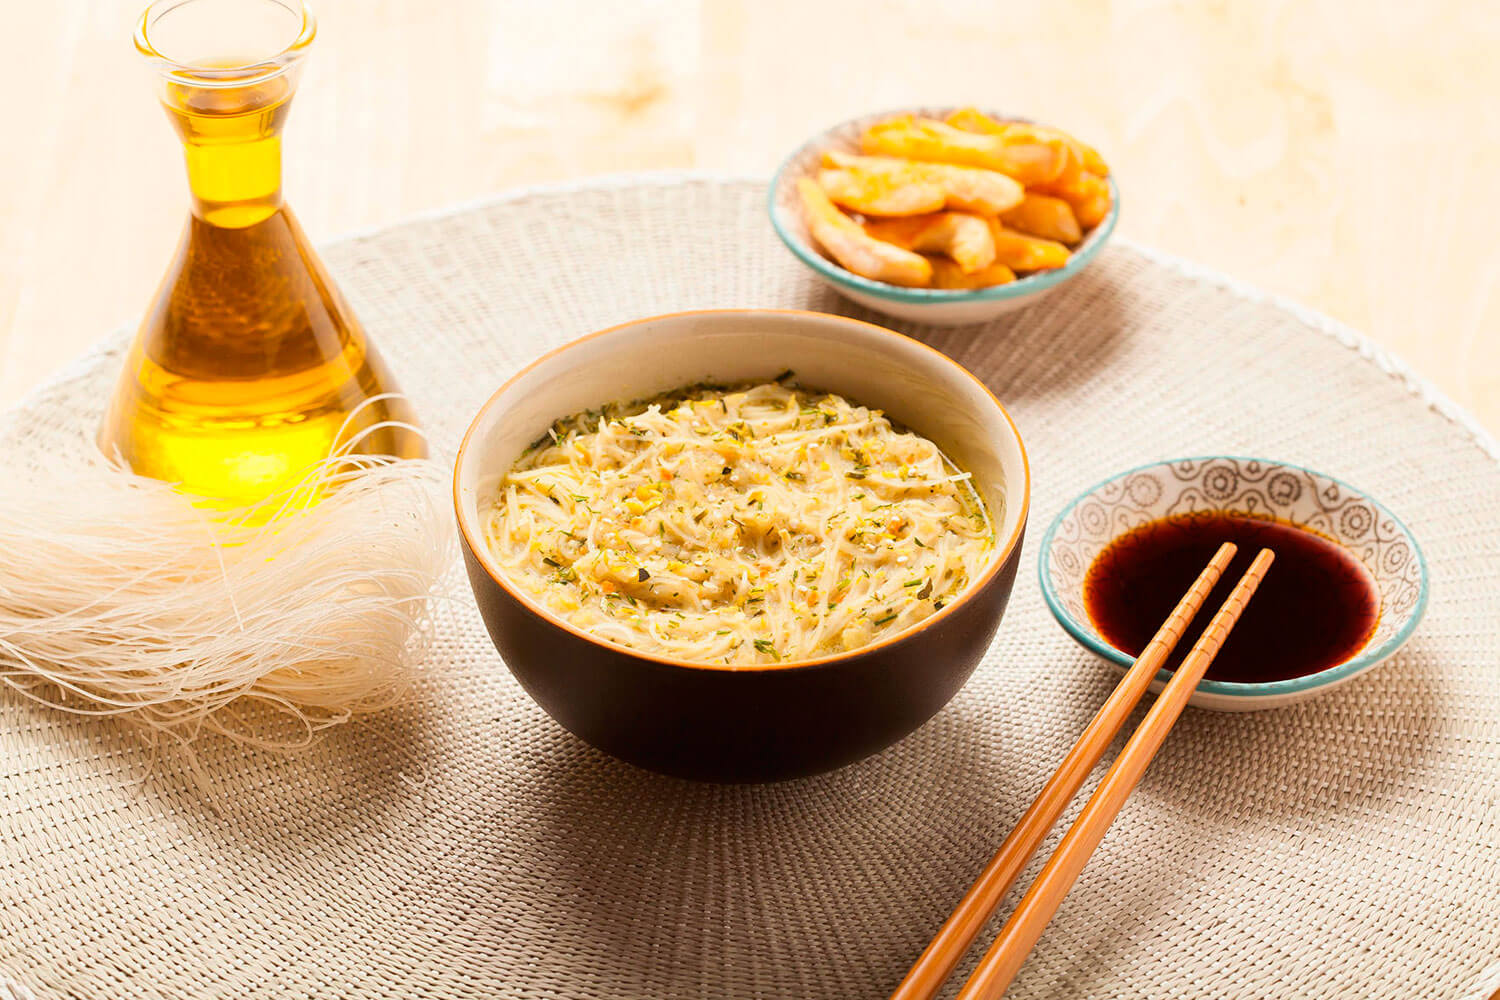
2,175,1498,1000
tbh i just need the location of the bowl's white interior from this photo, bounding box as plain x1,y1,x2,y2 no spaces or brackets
457,310,1028,600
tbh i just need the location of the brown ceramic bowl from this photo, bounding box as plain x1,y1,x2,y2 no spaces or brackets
454,309,1030,781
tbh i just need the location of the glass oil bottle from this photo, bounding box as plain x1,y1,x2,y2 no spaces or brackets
100,0,423,506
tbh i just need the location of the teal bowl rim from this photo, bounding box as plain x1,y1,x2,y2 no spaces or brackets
1037,455,1431,698
767,108,1120,305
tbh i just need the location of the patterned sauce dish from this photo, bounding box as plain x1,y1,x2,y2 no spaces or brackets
768,106,1120,327
1039,457,1428,711
454,309,1031,781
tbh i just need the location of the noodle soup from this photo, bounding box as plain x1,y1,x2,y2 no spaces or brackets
481,379,994,665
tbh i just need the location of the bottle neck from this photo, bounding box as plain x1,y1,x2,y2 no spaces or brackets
163,75,293,228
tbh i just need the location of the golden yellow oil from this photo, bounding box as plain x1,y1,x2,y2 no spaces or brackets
163,71,291,228
100,68,423,506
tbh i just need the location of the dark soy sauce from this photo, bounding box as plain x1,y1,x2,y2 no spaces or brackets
1083,513,1380,683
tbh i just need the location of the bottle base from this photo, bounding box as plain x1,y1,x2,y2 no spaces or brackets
100,346,425,508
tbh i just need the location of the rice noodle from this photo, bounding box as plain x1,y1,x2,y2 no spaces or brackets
482,380,994,665
0,429,452,766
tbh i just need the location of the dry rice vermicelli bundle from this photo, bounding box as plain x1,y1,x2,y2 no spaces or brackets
0,432,453,764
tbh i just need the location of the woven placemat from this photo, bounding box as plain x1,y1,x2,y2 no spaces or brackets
3,175,1498,1000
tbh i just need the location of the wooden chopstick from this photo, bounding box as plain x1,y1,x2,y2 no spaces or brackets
953,547,1276,1000
887,542,1240,1000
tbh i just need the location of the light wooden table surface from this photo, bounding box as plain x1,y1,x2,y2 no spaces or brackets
3,0,1497,440
2,6,1497,992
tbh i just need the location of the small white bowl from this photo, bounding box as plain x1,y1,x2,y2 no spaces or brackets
1039,457,1428,711
769,106,1120,327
